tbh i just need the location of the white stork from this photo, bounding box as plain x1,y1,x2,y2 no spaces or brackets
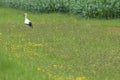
24,13,33,28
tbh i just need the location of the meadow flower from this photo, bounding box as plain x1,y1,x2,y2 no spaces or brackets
37,67,41,71
53,64,57,68
34,43,43,47
55,77,64,80
27,42,47,47
76,77,87,80
76,77,82,80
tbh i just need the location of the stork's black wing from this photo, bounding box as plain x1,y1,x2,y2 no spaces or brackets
28,22,33,28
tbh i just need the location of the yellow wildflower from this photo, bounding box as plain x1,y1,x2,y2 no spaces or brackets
76,77,82,80
34,43,43,47
55,77,64,80
76,77,87,80
53,64,57,68
37,67,41,71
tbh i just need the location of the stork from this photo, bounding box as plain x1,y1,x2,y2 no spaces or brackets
24,13,33,28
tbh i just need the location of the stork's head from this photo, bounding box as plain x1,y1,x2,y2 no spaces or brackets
24,13,27,17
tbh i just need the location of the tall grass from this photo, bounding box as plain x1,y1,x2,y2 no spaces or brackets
0,8,120,80
0,0,120,18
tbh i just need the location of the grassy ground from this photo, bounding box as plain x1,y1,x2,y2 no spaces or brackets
0,7,120,80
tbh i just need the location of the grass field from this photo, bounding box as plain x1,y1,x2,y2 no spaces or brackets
0,7,120,80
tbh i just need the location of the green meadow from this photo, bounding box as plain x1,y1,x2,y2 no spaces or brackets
0,8,120,80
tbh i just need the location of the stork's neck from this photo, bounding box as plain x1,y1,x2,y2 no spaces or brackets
25,15,27,19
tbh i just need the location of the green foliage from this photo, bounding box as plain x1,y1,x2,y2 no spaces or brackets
69,0,120,18
0,0,120,18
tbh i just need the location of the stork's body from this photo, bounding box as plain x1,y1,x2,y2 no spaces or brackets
24,13,33,28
